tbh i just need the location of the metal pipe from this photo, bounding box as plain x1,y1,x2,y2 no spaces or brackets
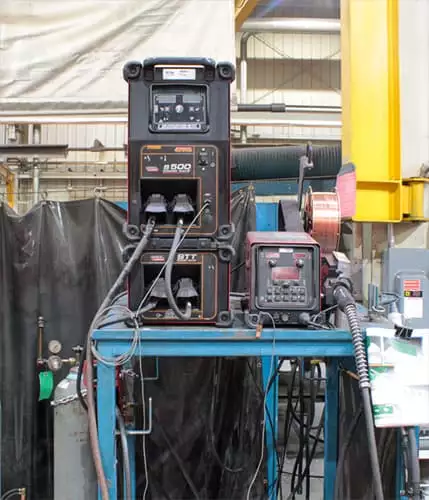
33,163,40,205
0,115,342,127
387,223,395,248
241,17,341,33
240,32,252,144
237,104,341,113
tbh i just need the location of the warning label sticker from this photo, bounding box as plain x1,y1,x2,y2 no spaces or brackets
403,279,423,319
403,279,421,291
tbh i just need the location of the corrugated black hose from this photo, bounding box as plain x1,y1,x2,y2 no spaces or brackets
333,281,384,500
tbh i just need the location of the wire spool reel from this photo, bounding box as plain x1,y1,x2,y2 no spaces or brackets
303,187,341,254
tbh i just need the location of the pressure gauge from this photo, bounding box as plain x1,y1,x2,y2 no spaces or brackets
48,340,62,355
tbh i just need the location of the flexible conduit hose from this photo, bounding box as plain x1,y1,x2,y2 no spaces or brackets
343,302,385,500
231,145,341,181
406,427,421,499
165,221,192,320
86,219,156,500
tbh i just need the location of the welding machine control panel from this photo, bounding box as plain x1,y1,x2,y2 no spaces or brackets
150,86,208,132
255,246,316,310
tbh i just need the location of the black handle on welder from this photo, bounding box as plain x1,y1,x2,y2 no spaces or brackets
143,57,216,70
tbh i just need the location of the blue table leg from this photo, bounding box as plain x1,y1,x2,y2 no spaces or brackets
262,356,278,499
324,359,340,500
96,355,117,500
127,433,136,499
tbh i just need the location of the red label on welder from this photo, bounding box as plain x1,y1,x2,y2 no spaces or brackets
403,279,421,291
150,255,165,263
265,252,280,259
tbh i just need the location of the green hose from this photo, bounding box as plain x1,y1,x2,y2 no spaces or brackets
231,145,341,181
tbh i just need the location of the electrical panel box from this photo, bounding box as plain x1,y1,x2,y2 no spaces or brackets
382,247,429,329
245,232,321,326
129,250,231,326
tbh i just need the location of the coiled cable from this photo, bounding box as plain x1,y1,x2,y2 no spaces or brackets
85,218,156,500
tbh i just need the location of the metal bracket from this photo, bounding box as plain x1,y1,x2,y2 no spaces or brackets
115,397,153,435
297,142,314,211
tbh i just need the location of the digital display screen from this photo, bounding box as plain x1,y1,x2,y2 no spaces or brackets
272,267,299,280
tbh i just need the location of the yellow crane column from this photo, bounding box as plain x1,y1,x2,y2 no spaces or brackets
341,0,402,222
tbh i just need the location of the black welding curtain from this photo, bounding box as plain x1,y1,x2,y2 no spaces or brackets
0,191,397,500
0,190,263,500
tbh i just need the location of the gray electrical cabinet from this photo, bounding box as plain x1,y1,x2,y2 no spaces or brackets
382,247,429,329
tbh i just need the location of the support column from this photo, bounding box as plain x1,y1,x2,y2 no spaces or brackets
341,0,401,223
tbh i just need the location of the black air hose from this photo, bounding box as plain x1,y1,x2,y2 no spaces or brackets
231,145,341,182
165,221,192,320
333,281,384,500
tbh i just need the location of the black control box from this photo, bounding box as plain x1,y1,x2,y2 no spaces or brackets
129,250,232,326
123,57,235,241
245,232,321,326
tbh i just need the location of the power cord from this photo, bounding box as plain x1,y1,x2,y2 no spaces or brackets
245,359,283,499
83,218,156,500
246,311,276,500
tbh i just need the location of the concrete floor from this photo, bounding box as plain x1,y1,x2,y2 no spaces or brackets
280,457,324,500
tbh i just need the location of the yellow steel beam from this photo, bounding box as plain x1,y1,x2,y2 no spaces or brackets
235,0,259,32
0,163,15,208
341,0,402,222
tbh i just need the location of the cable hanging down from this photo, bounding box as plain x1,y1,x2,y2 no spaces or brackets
84,218,156,500
165,219,192,320
333,279,385,500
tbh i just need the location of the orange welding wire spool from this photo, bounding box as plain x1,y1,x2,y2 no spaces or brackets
304,188,341,254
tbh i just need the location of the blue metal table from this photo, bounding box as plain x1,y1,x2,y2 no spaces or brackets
93,327,354,500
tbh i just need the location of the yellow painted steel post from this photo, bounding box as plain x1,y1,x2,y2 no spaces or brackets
341,0,402,222
0,164,15,208
235,0,259,31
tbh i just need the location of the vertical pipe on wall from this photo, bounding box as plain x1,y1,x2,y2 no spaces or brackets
32,124,41,205
240,33,252,144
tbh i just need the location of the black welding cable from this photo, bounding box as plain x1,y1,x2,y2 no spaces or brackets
0,490,23,500
165,220,192,320
406,427,421,499
155,419,201,500
278,360,299,491
334,406,363,500
209,360,249,474
305,365,317,500
286,407,325,500
85,218,156,500
290,364,320,498
116,406,132,500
